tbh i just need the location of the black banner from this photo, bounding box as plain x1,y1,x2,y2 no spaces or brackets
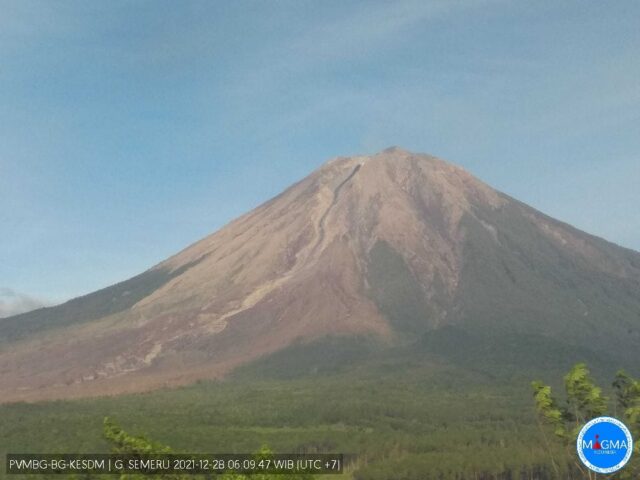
6,453,343,475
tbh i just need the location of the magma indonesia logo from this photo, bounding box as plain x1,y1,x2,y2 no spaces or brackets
577,416,633,474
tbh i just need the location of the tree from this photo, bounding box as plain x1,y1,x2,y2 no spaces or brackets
531,364,639,479
103,417,190,480
103,418,314,480
104,417,173,455
612,370,640,479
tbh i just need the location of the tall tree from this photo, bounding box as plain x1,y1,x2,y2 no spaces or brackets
103,418,314,480
532,364,639,480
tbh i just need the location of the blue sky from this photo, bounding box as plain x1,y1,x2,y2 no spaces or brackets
1,0,639,313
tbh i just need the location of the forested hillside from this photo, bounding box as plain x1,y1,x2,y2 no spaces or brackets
1,356,614,480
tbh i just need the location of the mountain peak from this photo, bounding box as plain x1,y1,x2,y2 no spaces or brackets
326,147,430,166
380,145,412,155
322,148,463,184
1,149,640,402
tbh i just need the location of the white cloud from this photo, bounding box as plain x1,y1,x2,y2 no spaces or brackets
0,287,49,318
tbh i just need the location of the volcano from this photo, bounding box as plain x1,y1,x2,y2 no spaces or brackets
2,147,639,402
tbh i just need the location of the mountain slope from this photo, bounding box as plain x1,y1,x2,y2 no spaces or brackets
1,147,639,402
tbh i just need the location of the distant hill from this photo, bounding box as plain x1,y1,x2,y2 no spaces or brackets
1,147,639,402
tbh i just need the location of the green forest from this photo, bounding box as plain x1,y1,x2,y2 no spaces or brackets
1,359,638,480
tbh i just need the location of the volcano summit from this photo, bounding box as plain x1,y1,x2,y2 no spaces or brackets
1,148,639,402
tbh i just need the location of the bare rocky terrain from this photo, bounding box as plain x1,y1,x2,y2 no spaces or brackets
1,147,639,402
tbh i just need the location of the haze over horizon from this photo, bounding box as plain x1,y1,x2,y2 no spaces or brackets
1,1,639,314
